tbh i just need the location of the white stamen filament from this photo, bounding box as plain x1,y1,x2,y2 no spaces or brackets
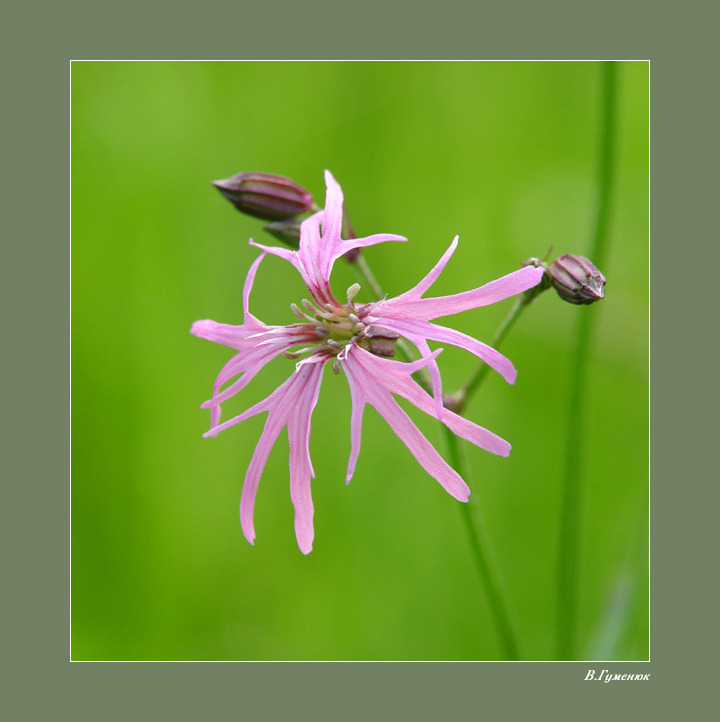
283,345,317,359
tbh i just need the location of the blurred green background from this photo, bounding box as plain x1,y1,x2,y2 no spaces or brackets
72,61,648,661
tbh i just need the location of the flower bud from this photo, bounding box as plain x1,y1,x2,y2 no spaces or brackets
263,219,302,249
211,172,314,221
548,254,606,305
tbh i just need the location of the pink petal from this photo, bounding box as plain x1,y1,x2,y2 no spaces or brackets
199,324,320,428
202,354,317,438
249,239,302,274
287,363,324,554
201,344,285,427
373,265,545,320
388,236,459,303
344,353,470,501
351,346,511,457
369,318,517,385
394,334,444,419
242,252,267,322
233,362,325,551
190,319,266,349
202,380,278,438
250,174,406,310
252,232,337,308
345,368,366,483
240,412,285,547
327,233,407,268
321,170,344,243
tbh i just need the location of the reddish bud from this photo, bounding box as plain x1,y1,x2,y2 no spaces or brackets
212,172,313,221
548,254,606,305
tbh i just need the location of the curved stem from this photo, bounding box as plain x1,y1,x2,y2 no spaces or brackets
451,296,528,415
556,61,618,660
443,428,521,659
352,253,385,302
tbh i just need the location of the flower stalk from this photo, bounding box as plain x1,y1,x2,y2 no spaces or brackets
444,428,521,660
556,61,618,660
446,295,528,416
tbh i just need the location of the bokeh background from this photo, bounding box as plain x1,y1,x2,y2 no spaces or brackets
72,61,648,661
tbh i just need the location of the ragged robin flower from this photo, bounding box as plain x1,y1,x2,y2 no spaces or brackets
192,171,544,553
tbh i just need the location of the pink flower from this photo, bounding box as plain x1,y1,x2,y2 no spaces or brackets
192,171,544,554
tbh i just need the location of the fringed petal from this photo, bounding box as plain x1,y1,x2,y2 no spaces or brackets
234,362,326,552
368,317,517,385
350,346,511,457
344,351,470,502
371,265,544,320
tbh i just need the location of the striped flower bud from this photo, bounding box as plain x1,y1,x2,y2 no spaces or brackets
212,172,314,221
548,254,606,305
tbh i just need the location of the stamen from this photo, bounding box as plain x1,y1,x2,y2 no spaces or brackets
354,322,366,332
301,299,319,314
282,345,316,359
348,313,359,325
346,283,361,302
314,325,330,338
326,339,342,350
290,303,305,319
324,303,336,312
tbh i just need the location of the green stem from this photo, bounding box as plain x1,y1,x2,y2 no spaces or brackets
556,61,618,660
443,428,521,659
352,253,385,303
451,296,529,415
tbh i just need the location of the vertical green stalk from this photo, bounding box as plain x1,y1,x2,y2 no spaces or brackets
556,61,618,660
443,428,521,660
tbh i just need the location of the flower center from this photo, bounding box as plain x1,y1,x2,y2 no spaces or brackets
284,284,399,368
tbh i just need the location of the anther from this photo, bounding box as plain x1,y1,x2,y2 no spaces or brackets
314,325,330,338
332,358,341,375
282,350,301,359
346,283,361,302
326,339,342,350
301,299,319,314
354,322,366,332
290,303,305,319
348,313,359,325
